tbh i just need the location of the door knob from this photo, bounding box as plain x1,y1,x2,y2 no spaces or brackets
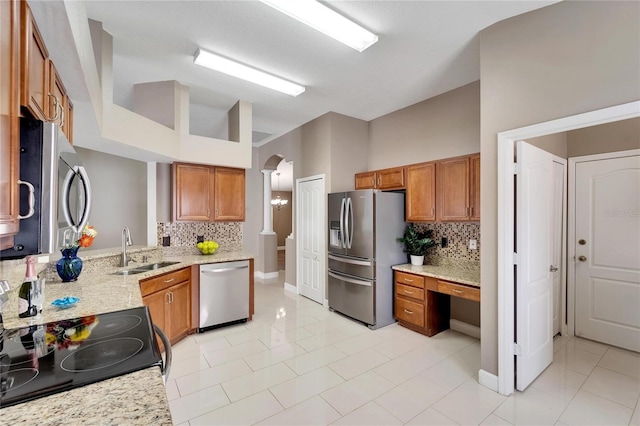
578,255,587,262
550,265,558,272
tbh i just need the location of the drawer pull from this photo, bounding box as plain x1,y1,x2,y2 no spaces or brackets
404,278,413,283
404,290,414,294
164,278,175,283
452,288,463,294
403,309,414,315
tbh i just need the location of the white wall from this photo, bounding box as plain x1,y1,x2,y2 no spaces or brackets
76,147,147,249
479,0,640,375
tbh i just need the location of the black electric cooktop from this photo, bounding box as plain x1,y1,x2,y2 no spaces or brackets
0,306,162,408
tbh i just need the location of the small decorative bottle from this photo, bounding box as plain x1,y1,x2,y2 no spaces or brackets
18,256,38,318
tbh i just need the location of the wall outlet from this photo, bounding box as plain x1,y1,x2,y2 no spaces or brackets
441,237,448,248
469,239,477,250
162,236,171,247
196,235,204,243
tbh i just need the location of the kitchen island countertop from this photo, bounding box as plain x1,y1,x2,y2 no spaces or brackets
1,249,253,422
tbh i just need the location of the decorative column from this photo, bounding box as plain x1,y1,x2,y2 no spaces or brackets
261,169,275,234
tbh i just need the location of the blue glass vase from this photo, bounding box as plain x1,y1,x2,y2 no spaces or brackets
56,247,83,282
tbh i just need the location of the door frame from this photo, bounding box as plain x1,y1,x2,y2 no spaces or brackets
496,101,640,396
552,156,568,338
567,149,640,338
296,174,326,304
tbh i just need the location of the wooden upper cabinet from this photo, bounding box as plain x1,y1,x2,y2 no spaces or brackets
354,167,405,190
20,2,49,121
470,154,480,221
406,162,436,222
437,154,480,221
355,171,376,190
172,163,245,222
172,163,213,221
0,0,20,250
48,61,72,141
213,167,245,221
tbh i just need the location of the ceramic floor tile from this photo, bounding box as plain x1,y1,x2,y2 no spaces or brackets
320,371,395,416
202,339,268,367
558,390,633,425
168,354,209,380
328,348,389,380
175,359,252,396
330,401,402,426
256,396,341,425
492,386,568,425
553,344,603,375
373,345,445,385
188,390,283,426
421,343,480,391
405,407,459,425
224,324,275,346
631,399,640,425
259,327,315,348
530,362,587,401
598,347,640,379
164,378,180,401
568,337,610,355
479,414,514,425
270,366,345,409
375,375,449,422
432,379,507,425
373,333,429,359
171,335,231,362
295,329,355,352
553,334,573,353
285,346,347,375
581,366,640,408
221,362,297,402
332,331,384,355
192,323,249,343
168,384,230,424
271,315,321,332
243,342,307,371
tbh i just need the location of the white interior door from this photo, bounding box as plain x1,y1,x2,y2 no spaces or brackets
297,176,325,304
552,160,565,336
574,155,640,351
516,141,554,391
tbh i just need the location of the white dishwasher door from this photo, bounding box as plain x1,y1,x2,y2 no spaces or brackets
199,260,250,332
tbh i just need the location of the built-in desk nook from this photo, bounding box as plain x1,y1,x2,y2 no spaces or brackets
392,263,480,337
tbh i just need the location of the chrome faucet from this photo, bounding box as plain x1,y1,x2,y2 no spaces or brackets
121,227,133,267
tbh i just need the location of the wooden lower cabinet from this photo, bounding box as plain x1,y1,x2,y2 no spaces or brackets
394,271,449,337
140,267,192,346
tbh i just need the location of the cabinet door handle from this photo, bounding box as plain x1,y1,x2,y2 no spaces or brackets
403,309,414,315
166,293,171,304
404,290,414,294
377,176,381,187
470,206,474,217
164,278,175,283
371,177,375,187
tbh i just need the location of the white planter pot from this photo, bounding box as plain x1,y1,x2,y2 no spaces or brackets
410,255,424,266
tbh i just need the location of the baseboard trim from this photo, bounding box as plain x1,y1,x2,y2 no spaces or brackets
324,299,329,308
284,282,298,294
450,319,481,339
254,271,279,280
479,369,499,392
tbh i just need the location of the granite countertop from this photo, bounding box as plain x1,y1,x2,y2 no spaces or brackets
0,248,253,422
392,261,480,287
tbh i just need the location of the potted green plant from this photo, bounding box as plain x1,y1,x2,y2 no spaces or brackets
397,224,437,265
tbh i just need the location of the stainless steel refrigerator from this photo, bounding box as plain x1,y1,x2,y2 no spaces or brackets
328,189,406,329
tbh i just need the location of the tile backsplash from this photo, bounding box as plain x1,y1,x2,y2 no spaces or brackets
414,222,480,263
156,222,243,251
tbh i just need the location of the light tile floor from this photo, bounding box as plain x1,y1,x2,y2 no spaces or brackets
166,274,640,425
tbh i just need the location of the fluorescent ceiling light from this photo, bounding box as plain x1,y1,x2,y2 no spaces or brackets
194,49,305,97
260,0,378,52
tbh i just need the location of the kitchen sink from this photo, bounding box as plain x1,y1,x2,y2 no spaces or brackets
110,261,181,275
133,261,181,271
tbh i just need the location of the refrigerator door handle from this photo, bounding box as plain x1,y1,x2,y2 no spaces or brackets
328,254,372,267
328,271,372,287
340,197,346,248
346,197,354,249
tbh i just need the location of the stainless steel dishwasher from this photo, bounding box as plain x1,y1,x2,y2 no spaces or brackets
198,260,250,332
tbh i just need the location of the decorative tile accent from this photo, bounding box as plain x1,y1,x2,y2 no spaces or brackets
414,222,480,263
156,222,243,251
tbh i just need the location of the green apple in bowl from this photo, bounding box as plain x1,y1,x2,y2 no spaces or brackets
197,240,219,255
